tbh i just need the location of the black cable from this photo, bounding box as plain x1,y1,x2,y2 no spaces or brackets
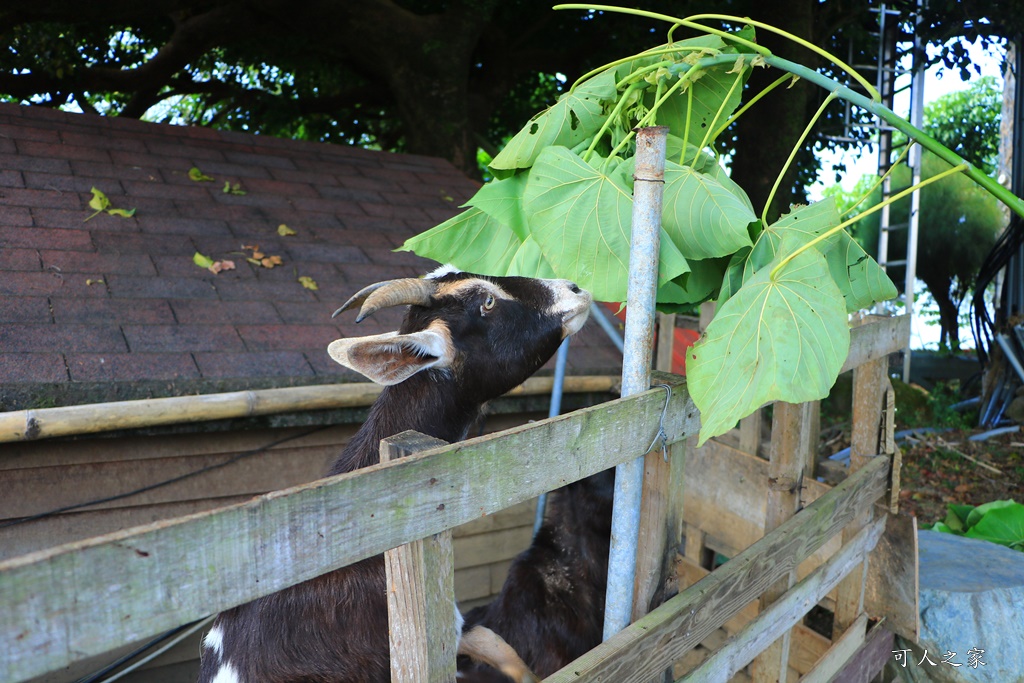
972,214,1024,365
72,621,197,683
1,425,331,529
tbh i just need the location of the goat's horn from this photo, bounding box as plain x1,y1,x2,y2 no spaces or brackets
332,278,438,322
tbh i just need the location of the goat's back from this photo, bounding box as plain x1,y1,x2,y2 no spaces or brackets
198,558,389,683
462,471,614,679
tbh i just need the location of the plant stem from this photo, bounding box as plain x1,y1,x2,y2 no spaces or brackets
762,91,838,226
584,81,645,162
844,141,915,217
554,4,769,56
712,73,795,141
697,68,743,154
769,162,970,280
684,14,879,100
760,53,1024,220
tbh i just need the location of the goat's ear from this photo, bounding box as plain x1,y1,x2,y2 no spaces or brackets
327,329,452,386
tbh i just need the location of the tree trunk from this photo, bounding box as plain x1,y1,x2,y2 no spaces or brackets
921,274,962,351
728,0,817,221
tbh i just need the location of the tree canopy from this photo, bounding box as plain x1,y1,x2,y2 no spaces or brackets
835,76,1006,350
0,1,1018,205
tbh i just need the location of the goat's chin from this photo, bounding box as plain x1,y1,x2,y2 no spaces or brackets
561,309,589,338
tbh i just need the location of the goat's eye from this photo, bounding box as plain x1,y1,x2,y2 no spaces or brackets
481,294,496,314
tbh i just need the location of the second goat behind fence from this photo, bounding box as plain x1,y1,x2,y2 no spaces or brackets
197,266,591,683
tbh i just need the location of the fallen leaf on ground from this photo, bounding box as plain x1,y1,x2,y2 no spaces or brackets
84,187,137,222
278,224,297,236
188,167,215,182
298,276,318,290
86,278,104,286
209,260,236,274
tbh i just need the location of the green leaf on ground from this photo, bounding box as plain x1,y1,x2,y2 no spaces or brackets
188,166,215,182
193,251,215,269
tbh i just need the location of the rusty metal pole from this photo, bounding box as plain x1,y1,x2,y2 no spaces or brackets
603,126,669,640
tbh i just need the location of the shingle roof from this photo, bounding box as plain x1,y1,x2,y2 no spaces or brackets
0,104,620,410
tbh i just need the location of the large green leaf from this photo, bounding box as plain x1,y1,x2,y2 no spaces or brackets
657,256,727,310
662,160,756,260
466,172,530,240
489,70,617,175
688,246,850,444
507,235,557,279
748,199,896,311
965,501,1024,550
523,146,689,302
398,207,520,275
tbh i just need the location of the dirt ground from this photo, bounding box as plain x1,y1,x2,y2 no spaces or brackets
819,374,1024,527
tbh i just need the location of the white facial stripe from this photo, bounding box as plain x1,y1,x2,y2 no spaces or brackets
436,278,512,301
425,264,462,279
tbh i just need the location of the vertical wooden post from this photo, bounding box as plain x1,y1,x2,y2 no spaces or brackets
750,401,815,683
632,317,683,619
381,431,458,683
833,356,888,639
738,409,762,457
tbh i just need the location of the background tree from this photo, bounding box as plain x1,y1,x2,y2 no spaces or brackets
0,1,1018,195
837,76,1005,350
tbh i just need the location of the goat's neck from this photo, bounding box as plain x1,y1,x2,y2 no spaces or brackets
329,372,480,475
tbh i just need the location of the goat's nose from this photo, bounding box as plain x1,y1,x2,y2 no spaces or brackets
569,282,581,294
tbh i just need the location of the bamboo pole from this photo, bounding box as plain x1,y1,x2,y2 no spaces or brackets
0,376,619,444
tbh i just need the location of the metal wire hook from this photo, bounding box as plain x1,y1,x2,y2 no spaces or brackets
644,383,673,460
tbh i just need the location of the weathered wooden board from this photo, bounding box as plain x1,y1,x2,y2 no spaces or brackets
682,518,886,683
676,559,830,676
830,621,894,683
382,432,458,683
840,315,909,375
864,512,919,642
543,456,890,683
797,614,867,683
2,380,697,683
750,402,816,683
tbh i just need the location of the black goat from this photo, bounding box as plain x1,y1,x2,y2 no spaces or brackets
197,267,591,683
461,469,614,679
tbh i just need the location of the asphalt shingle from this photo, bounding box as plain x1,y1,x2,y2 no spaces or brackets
0,103,620,410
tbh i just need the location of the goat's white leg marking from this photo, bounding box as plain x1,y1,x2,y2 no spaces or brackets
203,625,225,659
210,661,241,683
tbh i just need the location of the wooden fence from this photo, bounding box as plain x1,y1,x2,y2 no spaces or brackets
1,315,912,683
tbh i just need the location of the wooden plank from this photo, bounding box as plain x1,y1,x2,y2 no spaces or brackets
382,431,458,683
683,439,834,577
1,380,698,683
833,357,888,639
0,445,335,518
543,456,890,683
864,512,919,642
655,313,676,373
840,315,909,374
633,437,686,620
751,403,816,683
797,614,867,683
0,495,252,562
0,425,356,470
683,517,886,683
677,557,829,676
738,410,762,457
0,376,618,444
829,622,894,683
